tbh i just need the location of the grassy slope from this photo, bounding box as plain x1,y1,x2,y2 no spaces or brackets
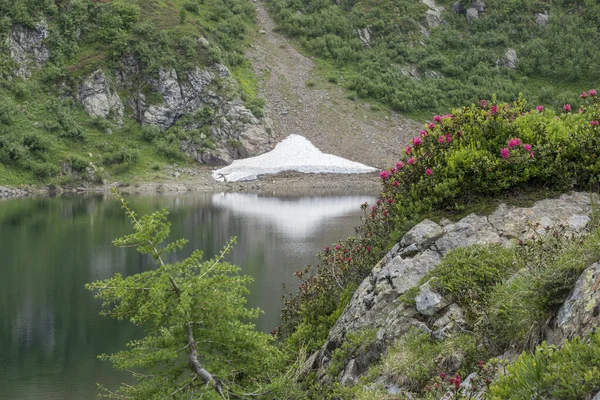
265,0,600,118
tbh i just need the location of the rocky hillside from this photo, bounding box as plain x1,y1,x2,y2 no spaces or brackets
0,0,273,185
299,192,600,398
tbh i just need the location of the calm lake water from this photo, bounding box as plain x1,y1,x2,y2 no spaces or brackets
0,191,375,399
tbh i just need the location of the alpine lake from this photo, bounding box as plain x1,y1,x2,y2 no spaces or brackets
0,190,376,399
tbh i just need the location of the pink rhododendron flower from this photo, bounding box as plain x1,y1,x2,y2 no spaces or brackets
508,138,522,148
581,92,588,98
390,168,396,174
405,146,412,155
393,180,399,187
480,99,487,107
563,104,571,112
412,137,422,146
529,152,535,158
420,130,428,137
501,148,510,159
379,170,389,179
591,120,599,126
407,157,415,165
536,105,543,112
445,133,453,143
433,115,442,122
335,244,341,250
524,143,532,151
491,105,498,114
438,135,446,144
428,123,436,130
396,161,405,169
425,168,432,175
579,107,585,114
590,89,597,96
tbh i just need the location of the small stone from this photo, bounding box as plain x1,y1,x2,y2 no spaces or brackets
415,278,448,316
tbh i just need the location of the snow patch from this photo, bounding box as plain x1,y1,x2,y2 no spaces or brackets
212,134,377,182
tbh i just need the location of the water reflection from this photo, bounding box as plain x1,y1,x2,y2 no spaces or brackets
0,191,375,399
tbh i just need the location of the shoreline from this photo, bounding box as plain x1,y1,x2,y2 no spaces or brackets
0,168,383,199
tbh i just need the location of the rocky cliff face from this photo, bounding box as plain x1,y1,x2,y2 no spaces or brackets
76,59,274,166
6,21,50,79
303,192,596,388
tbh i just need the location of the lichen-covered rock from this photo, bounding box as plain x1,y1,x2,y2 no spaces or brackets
78,69,123,123
487,192,593,239
400,219,444,250
435,214,505,255
6,21,49,78
547,262,600,345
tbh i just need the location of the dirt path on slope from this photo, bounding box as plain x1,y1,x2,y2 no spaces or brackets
246,1,422,170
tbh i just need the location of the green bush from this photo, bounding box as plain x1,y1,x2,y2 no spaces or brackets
489,331,600,399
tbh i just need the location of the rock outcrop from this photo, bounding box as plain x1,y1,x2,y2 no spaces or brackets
6,21,49,79
78,69,124,123
423,0,446,29
497,48,519,69
536,12,550,26
547,261,600,346
304,192,595,386
78,55,275,165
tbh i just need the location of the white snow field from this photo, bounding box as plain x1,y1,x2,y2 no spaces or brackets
212,134,377,182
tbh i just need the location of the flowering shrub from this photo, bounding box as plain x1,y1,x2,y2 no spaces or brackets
380,92,600,230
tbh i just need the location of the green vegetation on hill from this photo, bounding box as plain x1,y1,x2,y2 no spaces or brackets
0,0,260,185
266,0,600,114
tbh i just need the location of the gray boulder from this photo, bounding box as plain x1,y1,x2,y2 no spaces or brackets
466,8,479,23
471,0,485,12
6,21,49,78
425,7,446,28
452,1,465,14
78,70,124,123
497,48,519,69
535,12,549,26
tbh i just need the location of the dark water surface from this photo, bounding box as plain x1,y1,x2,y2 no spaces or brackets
0,191,375,399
